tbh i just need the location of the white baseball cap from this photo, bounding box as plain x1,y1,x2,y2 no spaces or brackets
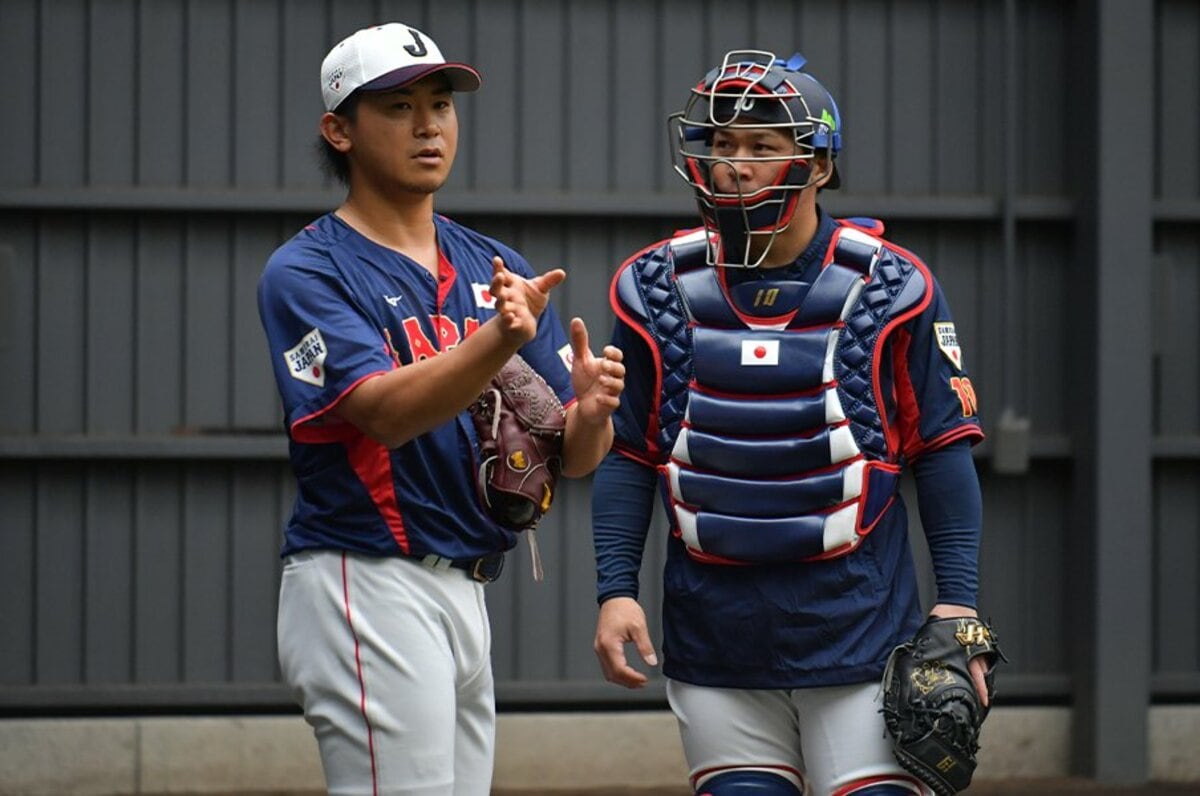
320,23,481,112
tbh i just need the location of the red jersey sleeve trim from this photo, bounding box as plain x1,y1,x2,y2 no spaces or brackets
907,424,986,460
612,441,660,469
289,370,389,443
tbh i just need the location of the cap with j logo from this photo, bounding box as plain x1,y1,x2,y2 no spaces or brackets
320,22,482,113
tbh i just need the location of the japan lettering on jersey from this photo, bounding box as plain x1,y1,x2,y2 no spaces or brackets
258,213,574,561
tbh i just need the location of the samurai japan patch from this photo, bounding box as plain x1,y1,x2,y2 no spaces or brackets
933,322,963,371
284,327,328,387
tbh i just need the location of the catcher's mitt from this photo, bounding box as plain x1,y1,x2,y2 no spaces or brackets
470,354,566,534
880,616,1005,795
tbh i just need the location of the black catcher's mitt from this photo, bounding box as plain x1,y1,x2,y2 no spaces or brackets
880,616,1005,795
470,354,566,532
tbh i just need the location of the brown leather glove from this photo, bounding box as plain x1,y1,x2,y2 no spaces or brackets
470,354,566,531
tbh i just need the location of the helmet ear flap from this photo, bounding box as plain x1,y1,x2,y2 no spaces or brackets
787,159,813,189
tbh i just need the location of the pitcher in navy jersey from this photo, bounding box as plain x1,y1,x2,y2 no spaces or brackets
591,50,990,795
257,23,623,795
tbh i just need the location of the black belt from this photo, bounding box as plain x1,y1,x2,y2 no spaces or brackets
420,551,505,583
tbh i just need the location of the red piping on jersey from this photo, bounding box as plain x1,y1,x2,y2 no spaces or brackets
855,233,986,460
432,250,460,353
341,552,380,796
435,250,457,312
290,371,389,443
343,432,410,554
862,235,935,459
890,326,923,457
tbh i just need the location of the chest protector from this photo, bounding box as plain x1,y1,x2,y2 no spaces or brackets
613,220,932,564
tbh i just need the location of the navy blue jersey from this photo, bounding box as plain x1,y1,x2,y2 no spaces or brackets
258,213,573,560
602,210,983,688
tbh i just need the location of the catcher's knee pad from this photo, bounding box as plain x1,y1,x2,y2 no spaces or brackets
695,767,805,795
831,775,926,795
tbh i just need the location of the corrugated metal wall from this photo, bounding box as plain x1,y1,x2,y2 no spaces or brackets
0,0,1196,726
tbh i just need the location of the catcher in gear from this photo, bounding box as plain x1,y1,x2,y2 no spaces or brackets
592,48,993,796
258,21,624,796
882,617,1005,795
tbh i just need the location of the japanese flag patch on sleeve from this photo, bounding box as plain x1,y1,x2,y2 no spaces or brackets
284,328,328,387
933,322,963,371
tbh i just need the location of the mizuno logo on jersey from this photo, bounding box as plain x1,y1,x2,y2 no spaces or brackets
383,294,404,307
471,283,496,309
740,339,780,366
283,328,327,387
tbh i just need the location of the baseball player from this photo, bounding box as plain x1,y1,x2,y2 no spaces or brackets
591,50,990,795
257,23,624,795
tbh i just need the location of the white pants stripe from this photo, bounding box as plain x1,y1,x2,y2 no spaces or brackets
278,550,494,796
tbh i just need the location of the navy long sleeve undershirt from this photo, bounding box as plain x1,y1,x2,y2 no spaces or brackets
593,439,982,608
592,450,658,604
912,438,982,608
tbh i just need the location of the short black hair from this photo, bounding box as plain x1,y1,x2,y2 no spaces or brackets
316,93,361,187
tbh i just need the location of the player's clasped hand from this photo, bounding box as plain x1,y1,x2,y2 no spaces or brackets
490,255,566,344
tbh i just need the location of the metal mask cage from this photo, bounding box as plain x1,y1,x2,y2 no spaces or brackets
666,50,836,268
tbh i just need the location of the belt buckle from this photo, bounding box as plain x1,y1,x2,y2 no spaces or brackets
470,552,504,583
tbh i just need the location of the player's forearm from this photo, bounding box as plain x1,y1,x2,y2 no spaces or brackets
593,451,657,602
913,439,983,608
335,319,522,448
561,408,614,477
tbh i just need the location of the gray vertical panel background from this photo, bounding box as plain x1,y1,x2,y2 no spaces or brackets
0,0,1194,737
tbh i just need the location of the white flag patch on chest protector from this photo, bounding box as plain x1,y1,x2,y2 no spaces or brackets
934,322,963,370
283,328,328,387
471,282,496,309
740,339,780,366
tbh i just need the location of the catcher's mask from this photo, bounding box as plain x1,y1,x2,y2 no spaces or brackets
669,50,842,268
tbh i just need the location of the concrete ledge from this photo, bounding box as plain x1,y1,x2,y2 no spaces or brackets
495,712,686,790
0,706,1197,794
